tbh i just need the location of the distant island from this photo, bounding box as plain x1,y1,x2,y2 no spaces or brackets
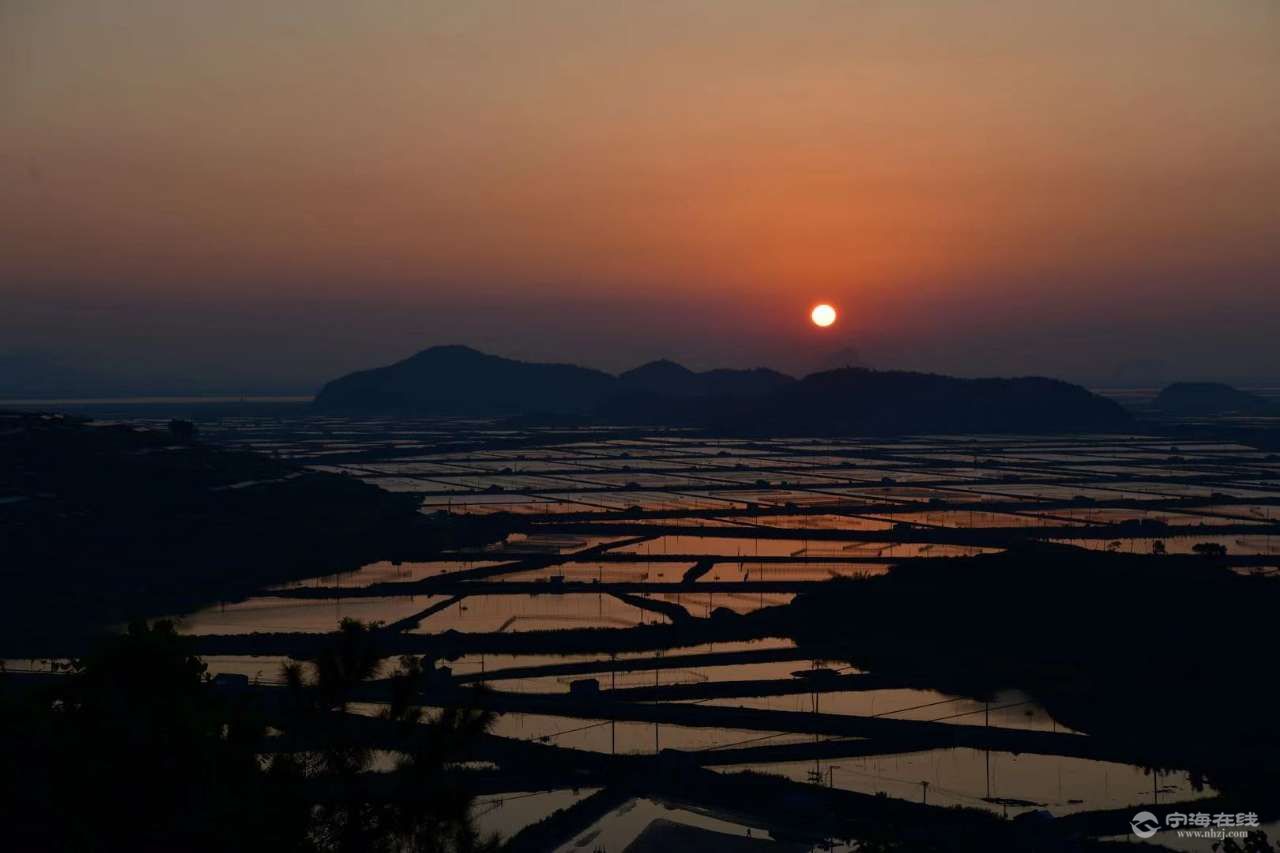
314,345,1131,434
1152,381,1271,416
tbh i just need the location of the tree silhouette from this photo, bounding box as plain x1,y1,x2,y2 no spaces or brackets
272,619,498,853
0,618,495,853
1,619,298,851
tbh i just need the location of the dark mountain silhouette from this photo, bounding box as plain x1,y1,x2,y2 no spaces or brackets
317,347,792,415
1153,381,1270,416
618,359,793,397
314,345,617,415
316,346,1130,434
617,360,705,396
701,367,795,396
603,367,1130,434
760,368,1130,434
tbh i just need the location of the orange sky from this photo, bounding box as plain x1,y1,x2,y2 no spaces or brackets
2,1,1278,390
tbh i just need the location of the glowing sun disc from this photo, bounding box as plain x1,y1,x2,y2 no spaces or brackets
811,304,837,327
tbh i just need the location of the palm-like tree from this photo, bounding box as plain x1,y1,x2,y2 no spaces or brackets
274,619,498,853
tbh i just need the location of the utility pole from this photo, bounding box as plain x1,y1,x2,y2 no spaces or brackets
654,651,661,754
984,700,991,796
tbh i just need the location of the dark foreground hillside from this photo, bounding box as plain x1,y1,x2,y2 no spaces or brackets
768,542,1280,796
0,413,506,655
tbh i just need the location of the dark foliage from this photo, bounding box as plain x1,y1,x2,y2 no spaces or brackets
1,620,304,852
0,618,495,853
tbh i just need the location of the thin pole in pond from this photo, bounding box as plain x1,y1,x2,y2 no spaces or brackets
654,651,661,754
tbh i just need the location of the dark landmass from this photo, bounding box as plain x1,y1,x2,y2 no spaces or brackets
314,345,791,417
763,542,1279,794
0,413,508,655
1153,382,1272,416
618,359,793,397
314,345,617,414
604,368,1131,434
314,345,1131,434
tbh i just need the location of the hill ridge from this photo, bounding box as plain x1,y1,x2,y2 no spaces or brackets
314,345,1131,434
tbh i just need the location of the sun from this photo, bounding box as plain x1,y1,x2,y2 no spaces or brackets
810,303,837,327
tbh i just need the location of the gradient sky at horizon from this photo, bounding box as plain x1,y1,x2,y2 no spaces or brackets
3,0,1279,392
